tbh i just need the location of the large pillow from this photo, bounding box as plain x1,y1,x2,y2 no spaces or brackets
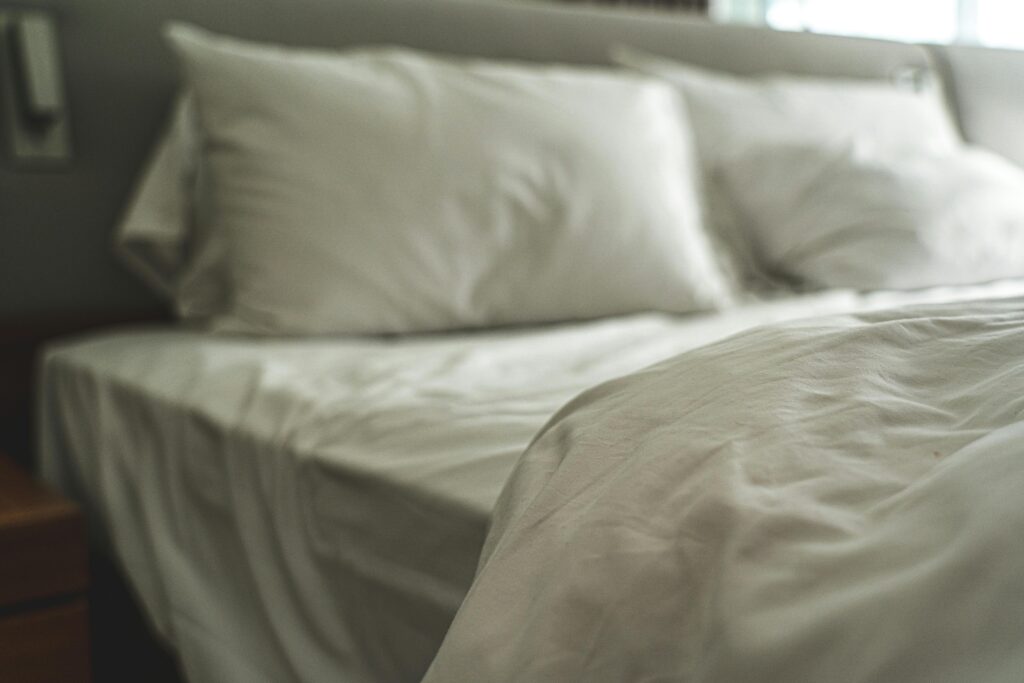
114,95,227,320
164,25,733,335
611,47,963,285
719,142,1024,290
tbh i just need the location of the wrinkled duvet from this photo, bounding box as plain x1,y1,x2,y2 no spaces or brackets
425,297,1024,683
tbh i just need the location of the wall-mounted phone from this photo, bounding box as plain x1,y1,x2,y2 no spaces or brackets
1,10,72,166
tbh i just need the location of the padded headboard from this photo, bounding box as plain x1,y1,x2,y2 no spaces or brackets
930,43,1024,171
0,0,940,317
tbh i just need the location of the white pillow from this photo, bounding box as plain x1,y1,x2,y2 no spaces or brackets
115,95,227,319
610,46,964,285
719,143,1024,290
166,25,734,335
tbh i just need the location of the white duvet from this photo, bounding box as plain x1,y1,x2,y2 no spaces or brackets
425,296,1024,683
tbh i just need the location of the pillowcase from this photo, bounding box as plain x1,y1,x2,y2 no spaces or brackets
718,142,1024,290
611,46,961,164
166,25,734,335
115,95,227,319
610,46,964,286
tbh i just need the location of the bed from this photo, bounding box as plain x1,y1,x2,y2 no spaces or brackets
38,283,1024,682
29,0,1024,682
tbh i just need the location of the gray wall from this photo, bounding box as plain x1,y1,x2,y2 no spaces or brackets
2,0,180,317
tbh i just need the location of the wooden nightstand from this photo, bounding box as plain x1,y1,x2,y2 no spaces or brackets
0,453,90,683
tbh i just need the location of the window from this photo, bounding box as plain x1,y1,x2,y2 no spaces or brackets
976,0,1024,49
713,0,1024,50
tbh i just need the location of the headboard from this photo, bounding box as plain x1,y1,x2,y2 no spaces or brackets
0,0,940,318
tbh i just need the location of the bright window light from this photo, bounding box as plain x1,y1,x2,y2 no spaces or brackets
767,0,958,44
719,0,1024,50
977,0,1024,49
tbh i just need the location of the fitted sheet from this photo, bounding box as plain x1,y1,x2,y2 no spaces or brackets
37,280,1024,683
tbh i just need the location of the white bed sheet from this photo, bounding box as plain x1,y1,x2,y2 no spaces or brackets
37,280,1024,683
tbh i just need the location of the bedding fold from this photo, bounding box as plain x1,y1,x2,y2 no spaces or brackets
425,296,1024,683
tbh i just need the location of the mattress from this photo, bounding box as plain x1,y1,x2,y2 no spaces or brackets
37,281,1024,683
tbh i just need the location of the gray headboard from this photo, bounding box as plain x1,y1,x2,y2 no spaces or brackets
0,0,939,318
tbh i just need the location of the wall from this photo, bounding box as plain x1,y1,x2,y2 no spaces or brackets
1,0,176,318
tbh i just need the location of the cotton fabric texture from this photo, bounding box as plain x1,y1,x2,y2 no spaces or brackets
115,95,228,319
611,46,964,286
40,281,1024,683
720,143,1024,289
426,296,1024,683
165,25,733,335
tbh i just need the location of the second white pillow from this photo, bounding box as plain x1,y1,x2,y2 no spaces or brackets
611,46,964,287
720,143,1024,290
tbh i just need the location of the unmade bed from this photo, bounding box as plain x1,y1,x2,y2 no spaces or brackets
37,283,1024,683
22,0,1024,681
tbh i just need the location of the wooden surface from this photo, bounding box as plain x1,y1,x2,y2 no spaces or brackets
0,452,90,682
0,455,88,607
0,599,90,683
0,310,174,681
